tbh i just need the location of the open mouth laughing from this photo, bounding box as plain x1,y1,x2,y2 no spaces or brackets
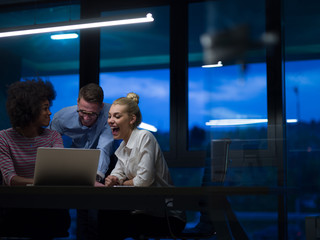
111,127,120,136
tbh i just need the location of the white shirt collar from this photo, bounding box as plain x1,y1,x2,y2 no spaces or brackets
125,128,139,149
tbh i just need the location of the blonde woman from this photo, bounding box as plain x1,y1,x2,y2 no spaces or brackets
98,93,186,240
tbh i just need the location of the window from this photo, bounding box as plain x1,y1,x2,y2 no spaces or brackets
41,75,79,116
188,0,267,151
284,0,320,237
0,4,80,130
99,6,170,151
188,63,267,151
101,69,170,151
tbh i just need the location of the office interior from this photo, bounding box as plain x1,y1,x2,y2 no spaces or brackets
0,0,319,239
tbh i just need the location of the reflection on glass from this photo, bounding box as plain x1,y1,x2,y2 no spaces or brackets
188,0,267,151
186,1,280,238
0,5,80,28
0,4,80,131
286,60,320,123
188,63,267,150
99,6,169,71
286,59,320,239
99,6,170,151
285,0,320,236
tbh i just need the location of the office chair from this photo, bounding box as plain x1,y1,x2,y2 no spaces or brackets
191,138,249,240
139,139,245,240
180,139,234,240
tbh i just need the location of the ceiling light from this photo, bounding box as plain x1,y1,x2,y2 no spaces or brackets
205,118,298,126
0,13,154,38
202,61,223,68
51,33,79,40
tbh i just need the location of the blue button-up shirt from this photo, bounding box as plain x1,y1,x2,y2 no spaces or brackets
49,104,113,177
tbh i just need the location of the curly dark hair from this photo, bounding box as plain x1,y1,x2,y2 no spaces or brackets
6,79,56,129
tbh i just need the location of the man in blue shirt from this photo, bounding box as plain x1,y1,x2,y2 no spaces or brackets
49,83,114,182
49,83,114,240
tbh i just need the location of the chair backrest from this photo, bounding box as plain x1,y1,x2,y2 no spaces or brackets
105,153,118,176
210,138,231,183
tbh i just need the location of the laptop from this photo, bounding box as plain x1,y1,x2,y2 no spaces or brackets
33,147,100,186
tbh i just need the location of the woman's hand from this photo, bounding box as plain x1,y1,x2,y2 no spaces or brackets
122,179,134,186
105,175,120,187
10,175,34,186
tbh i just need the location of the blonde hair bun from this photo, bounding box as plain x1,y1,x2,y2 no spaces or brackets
126,92,139,104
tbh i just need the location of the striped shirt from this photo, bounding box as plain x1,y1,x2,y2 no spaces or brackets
0,128,63,186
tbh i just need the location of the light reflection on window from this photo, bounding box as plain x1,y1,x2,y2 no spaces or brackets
188,63,267,150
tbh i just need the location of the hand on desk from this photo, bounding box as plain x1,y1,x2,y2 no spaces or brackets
94,181,105,187
105,175,120,187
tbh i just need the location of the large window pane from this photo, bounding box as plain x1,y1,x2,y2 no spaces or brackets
187,1,281,238
36,75,79,116
285,0,320,237
0,4,80,131
188,0,267,151
100,69,170,151
99,6,170,151
0,5,79,28
188,63,267,151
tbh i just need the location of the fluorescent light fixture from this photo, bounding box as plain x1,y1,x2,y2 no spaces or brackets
138,122,158,132
287,119,298,123
202,61,223,68
0,13,154,38
206,118,298,126
206,119,267,126
51,33,79,40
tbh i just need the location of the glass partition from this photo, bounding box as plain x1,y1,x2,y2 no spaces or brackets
285,0,320,238
188,0,267,151
0,4,80,238
0,4,80,131
99,6,170,151
188,63,267,151
185,1,287,239
1,0,319,239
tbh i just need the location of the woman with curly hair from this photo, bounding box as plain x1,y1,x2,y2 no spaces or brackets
0,79,70,239
0,79,61,186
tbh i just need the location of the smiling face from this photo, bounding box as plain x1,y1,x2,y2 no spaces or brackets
77,98,103,127
34,99,51,127
108,104,136,143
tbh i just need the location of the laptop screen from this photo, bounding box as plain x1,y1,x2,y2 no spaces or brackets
33,147,100,186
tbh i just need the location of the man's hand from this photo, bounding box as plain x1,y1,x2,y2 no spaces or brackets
94,181,105,187
96,174,104,183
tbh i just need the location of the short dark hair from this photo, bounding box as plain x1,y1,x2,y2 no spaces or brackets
6,79,56,129
78,83,104,104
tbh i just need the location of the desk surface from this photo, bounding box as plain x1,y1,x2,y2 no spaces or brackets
0,186,282,210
